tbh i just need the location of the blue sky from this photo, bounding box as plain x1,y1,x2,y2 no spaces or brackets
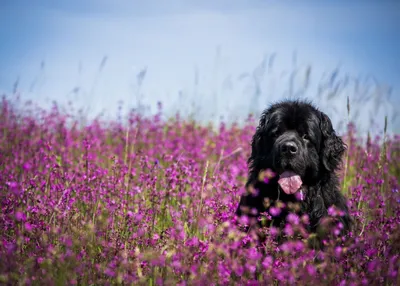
0,0,399,134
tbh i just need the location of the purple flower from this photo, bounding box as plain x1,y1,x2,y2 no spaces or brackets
287,213,300,225
306,265,317,276
283,224,294,236
269,206,281,217
7,181,21,194
37,257,44,264
15,211,26,221
104,268,115,277
23,162,32,170
171,260,182,270
24,223,33,232
262,256,273,269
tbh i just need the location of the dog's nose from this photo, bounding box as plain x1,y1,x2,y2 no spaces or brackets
281,141,298,155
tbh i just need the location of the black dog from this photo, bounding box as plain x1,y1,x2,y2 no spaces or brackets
236,100,351,243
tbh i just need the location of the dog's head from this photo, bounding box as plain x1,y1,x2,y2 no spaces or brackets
249,100,346,188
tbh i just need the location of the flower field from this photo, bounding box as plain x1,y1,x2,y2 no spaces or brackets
0,98,399,285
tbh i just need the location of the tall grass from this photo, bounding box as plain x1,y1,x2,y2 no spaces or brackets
14,52,398,136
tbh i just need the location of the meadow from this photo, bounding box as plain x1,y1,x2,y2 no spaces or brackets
0,95,399,285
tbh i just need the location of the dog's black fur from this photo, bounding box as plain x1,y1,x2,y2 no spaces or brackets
236,100,351,241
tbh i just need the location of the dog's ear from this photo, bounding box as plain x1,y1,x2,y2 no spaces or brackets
320,111,346,172
248,109,271,171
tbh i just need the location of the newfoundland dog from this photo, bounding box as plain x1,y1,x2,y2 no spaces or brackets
236,100,351,243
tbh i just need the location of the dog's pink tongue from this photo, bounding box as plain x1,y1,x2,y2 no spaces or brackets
278,171,303,195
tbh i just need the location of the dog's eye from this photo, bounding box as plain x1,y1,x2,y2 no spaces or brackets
270,129,279,138
302,134,310,141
